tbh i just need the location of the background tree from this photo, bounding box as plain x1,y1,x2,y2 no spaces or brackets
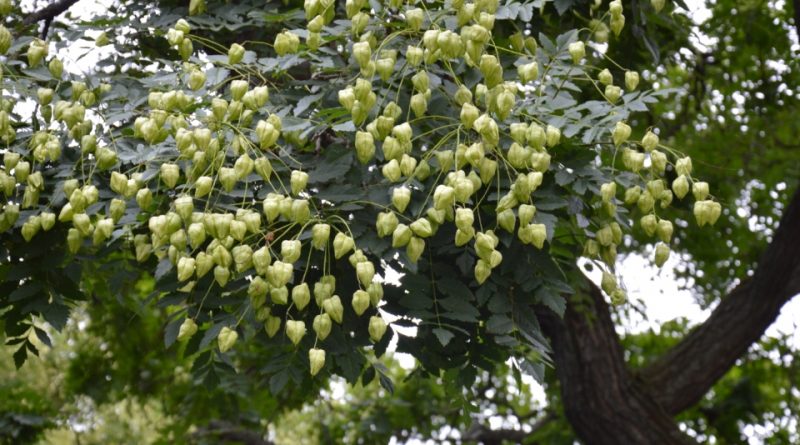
0,0,798,444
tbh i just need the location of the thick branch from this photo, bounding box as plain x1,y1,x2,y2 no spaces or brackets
538,283,694,445
640,185,800,414
22,0,80,25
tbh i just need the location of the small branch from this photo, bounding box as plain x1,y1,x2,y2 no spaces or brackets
22,0,80,26
191,420,275,445
463,412,555,445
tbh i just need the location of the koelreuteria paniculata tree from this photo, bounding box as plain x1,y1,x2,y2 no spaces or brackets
1,0,718,388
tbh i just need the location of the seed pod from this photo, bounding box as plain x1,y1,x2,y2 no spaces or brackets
597,68,613,86
406,236,425,262
218,326,238,353
529,224,547,248
650,150,667,174
600,182,617,203
270,285,289,305
356,261,375,286
177,257,196,281
640,131,659,152
518,62,538,83
671,175,689,199
228,43,244,65
368,316,387,342
275,31,300,56
651,0,666,12
406,45,424,66
605,85,622,103
352,289,370,315
289,283,310,310
612,121,631,146
177,318,198,342
290,170,308,195
474,259,492,284
479,54,503,88
654,242,670,267
391,186,412,212
640,214,658,237
692,181,710,201
545,125,561,147
382,159,402,182
526,124,546,150
308,348,326,376
323,295,344,323
213,265,230,287
400,154,417,176
410,93,427,117
675,156,692,176
610,14,625,36
248,278,269,306
568,41,585,64
160,163,180,188
625,71,640,91
460,103,480,129
410,218,433,238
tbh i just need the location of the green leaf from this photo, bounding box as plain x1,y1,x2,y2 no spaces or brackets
486,314,514,335
432,327,455,347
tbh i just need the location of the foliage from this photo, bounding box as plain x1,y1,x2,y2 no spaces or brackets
1,0,720,391
2,0,797,443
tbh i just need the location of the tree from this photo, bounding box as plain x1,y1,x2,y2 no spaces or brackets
1,0,798,443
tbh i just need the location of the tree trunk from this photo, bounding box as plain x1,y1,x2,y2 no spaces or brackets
539,285,694,445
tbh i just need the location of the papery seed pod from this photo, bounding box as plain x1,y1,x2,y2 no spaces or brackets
605,85,622,103
270,285,289,305
598,69,613,86
309,348,326,376
368,316,387,342
352,289,370,315
518,62,538,83
625,70,640,91
218,326,238,353
382,159,402,182
692,181,710,201
177,318,198,342
292,283,311,310
612,121,631,146
313,313,332,340
228,43,245,65
333,232,355,259
275,31,300,56
323,295,344,323
654,242,670,267
568,41,585,64
406,236,425,262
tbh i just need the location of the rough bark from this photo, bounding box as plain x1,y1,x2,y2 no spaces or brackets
640,185,800,414
538,284,695,445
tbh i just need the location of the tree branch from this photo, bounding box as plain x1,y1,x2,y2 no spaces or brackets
191,420,274,445
22,0,80,26
639,184,800,414
537,282,695,445
463,412,555,445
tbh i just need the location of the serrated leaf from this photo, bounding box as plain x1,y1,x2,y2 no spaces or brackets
13,344,27,369
439,296,480,322
34,327,52,348
432,327,455,347
486,314,514,335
